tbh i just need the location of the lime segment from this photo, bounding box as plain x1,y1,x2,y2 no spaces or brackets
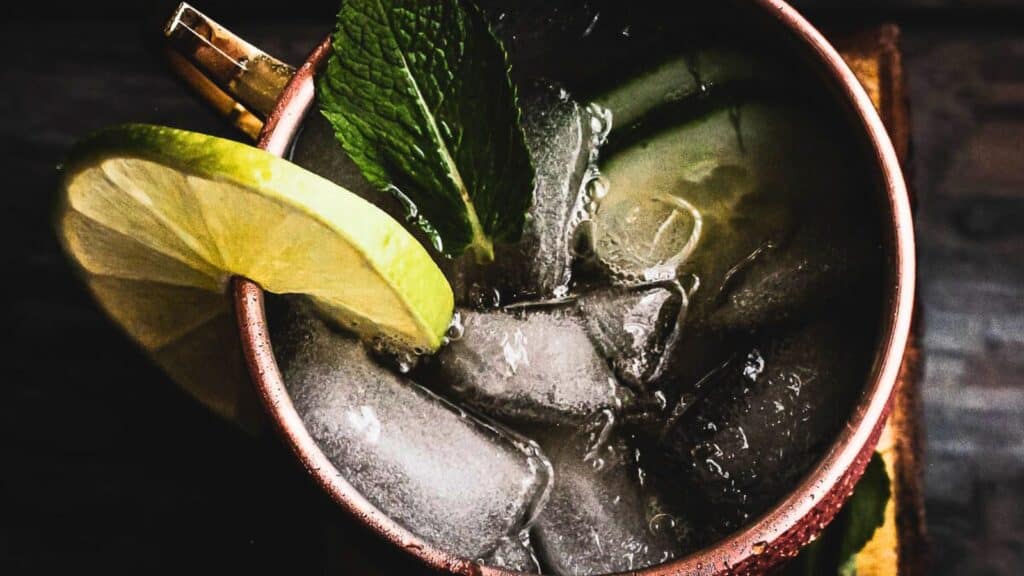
57,124,454,423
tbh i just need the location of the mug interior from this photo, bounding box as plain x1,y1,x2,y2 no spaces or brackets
235,1,915,573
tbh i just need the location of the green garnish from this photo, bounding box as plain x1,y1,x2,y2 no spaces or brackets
784,452,891,575
317,0,535,261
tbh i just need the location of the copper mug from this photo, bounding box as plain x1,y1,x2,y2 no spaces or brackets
164,1,915,573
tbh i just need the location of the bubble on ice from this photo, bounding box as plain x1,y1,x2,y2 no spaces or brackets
271,301,553,559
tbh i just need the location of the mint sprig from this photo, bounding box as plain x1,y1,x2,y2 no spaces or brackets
317,0,534,261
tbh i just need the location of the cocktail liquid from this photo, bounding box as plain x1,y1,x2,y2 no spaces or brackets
268,2,883,573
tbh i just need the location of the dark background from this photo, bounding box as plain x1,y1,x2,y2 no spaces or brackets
2,1,1022,574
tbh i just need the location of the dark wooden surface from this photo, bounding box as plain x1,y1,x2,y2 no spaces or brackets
2,2,1023,574
902,26,1024,576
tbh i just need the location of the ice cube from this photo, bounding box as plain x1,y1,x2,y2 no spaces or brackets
532,415,691,574
425,307,632,425
444,86,598,305
576,285,686,390
706,217,873,335
660,316,865,533
482,532,541,574
272,301,552,559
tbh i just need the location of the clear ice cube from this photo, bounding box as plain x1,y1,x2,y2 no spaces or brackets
532,415,690,575
660,316,864,532
576,285,686,390
427,307,632,425
444,86,600,305
706,215,871,334
273,302,552,559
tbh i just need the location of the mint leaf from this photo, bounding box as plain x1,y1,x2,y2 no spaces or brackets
317,0,534,261
783,452,891,576
836,453,891,575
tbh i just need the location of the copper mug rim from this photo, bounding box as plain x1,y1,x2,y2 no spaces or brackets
233,0,916,573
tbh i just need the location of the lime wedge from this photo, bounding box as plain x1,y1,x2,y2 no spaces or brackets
56,124,454,424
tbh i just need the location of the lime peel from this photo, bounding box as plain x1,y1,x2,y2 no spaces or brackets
56,124,455,420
